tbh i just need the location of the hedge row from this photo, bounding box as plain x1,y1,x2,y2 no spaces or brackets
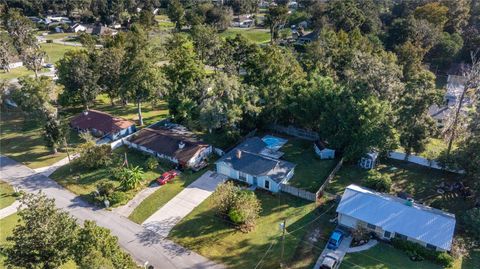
391,238,454,267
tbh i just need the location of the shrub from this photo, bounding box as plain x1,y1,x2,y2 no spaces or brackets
145,157,158,170
119,166,144,190
391,238,454,267
362,170,392,192
76,137,112,169
108,192,127,206
97,181,116,197
212,182,261,232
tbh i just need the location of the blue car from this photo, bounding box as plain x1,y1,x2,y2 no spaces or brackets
327,230,344,250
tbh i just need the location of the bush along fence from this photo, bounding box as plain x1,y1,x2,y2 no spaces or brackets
316,158,344,199
280,184,317,201
267,124,319,141
388,151,465,174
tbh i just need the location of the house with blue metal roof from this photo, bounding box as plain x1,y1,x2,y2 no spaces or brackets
215,137,296,193
337,184,456,251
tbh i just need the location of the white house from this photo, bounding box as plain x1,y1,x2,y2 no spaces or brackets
70,23,87,33
314,140,335,159
216,137,295,193
337,185,456,251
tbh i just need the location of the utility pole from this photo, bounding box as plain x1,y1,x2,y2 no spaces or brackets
280,219,286,268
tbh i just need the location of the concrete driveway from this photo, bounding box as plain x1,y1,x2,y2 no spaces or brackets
0,156,224,269
143,171,227,237
313,232,353,269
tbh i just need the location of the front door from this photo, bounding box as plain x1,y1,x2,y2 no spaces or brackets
253,176,258,186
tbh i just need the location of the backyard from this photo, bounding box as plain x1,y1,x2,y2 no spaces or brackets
326,159,469,213
220,28,271,44
282,138,338,193
169,190,336,269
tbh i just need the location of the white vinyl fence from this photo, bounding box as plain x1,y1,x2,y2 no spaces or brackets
388,151,464,174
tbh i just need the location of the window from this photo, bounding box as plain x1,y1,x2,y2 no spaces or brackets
239,171,247,181
426,244,437,251
264,180,270,190
384,231,391,238
395,233,408,240
367,223,376,230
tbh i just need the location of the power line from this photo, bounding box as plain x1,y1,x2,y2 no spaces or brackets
254,239,278,269
285,203,336,235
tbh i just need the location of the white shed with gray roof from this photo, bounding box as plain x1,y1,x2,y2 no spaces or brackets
337,184,456,251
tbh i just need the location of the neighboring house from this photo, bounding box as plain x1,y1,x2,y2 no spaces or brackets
7,55,23,70
337,184,456,251
92,25,118,36
296,31,318,45
216,137,296,193
70,110,136,141
314,140,335,160
127,123,212,170
428,105,451,128
54,26,64,33
359,151,378,169
70,23,87,33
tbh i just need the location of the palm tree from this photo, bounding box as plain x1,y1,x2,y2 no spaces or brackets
120,166,144,190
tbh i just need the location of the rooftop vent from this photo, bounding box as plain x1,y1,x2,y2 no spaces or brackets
83,111,89,116
236,149,242,159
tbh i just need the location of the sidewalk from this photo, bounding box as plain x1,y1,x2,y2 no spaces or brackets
0,201,20,219
346,239,378,253
142,171,227,237
113,183,162,217
33,154,79,176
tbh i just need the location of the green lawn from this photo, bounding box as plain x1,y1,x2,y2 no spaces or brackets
129,162,214,224
341,243,442,269
0,67,34,80
220,28,270,44
396,137,457,160
326,159,469,213
282,138,338,193
169,190,335,269
0,110,82,169
0,213,20,267
0,181,16,210
50,146,166,206
40,42,81,63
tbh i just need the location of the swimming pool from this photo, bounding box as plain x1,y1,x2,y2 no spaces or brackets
262,135,288,151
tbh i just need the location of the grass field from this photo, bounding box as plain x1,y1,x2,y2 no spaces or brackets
40,42,81,63
169,190,335,269
282,138,338,193
0,213,20,268
0,181,16,210
50,146,165,206
129,163,213,224
220,28,270,44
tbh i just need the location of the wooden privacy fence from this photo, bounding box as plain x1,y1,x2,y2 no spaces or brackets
316,158,344,198
268,124,319,141
280,184,317,201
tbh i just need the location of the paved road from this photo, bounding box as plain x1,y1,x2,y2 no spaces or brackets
114,182,162,217
0,156,223,269
143,171,226,237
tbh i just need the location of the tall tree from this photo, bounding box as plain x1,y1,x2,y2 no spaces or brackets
0,34,15,72
5,192,78,269
22,45,46,79
163,34,206,123
97,46,125,106
121,25,163,126
397,70,441,156
167,0,185,31
73,221,136,268
446,53,480,155
2,9,37,55
264,5,289,43
414,2,449,29
57,50,100,109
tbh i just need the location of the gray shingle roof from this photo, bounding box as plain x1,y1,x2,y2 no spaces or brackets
337,185,456,250
217,138,295,183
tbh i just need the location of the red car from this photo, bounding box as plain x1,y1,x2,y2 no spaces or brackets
157,170,178,185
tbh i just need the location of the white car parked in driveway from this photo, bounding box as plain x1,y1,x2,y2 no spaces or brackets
320,253,340,269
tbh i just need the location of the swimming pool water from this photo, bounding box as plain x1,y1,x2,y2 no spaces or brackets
262,135,287,150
